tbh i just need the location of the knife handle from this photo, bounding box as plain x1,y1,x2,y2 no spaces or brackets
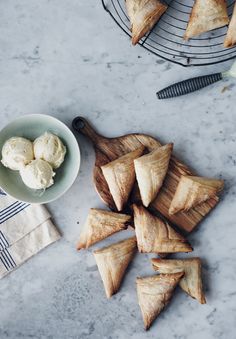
157,73,223,99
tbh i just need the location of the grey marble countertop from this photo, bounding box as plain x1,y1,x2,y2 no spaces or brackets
0,1,236,338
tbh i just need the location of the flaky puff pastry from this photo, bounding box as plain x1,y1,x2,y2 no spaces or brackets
184,0,229,40
76,209,131,250
101,146,145,211
136,272,184,330
152,258,206,304
169,175,224,215
94,237,137,298
133,204,192,253
224,3,236,48
126,0,167,45
134,143,173,207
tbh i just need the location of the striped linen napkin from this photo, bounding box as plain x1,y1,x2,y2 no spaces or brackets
0,190,61,279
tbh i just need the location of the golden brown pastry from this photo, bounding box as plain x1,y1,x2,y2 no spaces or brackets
126,0,168,45
184,0,229,40
136,272,184,330
76,208,131,250
152,258,206,304
134,143,173,207
169,175,224,215
224,3,236,48
133,204,192,253
94,237,137,298
101,146,145,211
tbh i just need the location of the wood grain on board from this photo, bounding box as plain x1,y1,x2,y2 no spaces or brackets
73,117,219,233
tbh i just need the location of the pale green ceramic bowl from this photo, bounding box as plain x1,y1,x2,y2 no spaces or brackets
0,114,80,204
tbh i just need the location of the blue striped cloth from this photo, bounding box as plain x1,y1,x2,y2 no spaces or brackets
0,200,30,250
0,189,60,279
0,192,29,271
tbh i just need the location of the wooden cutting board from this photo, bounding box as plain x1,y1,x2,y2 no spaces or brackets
73,117,218,233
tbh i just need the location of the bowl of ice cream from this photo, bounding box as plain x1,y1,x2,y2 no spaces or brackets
0,114,80,204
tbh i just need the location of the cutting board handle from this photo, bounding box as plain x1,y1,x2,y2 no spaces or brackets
72,117,104,145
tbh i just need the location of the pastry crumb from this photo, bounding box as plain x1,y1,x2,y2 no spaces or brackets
221,86,230,93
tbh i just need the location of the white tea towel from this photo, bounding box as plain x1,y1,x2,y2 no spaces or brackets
0,219,61,279
0,191,61,279
0,193,51,250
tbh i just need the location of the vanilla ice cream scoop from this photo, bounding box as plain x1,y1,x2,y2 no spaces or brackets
1,137,34,170
20,159,55,189
34,132,66,169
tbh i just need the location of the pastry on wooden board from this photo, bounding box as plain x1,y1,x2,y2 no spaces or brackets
134,143,173,207
94,237,137,298
101,146,145,211
224,3,236,48
133,204,193,253
136,272,184,330
152,258,206,304
184,0,229,40
169,175,224,215
76,208,131,250
125,0,168,45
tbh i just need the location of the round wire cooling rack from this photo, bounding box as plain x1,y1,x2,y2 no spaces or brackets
101,0,236,67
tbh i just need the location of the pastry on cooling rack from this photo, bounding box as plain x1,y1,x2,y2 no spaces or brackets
169,175,224,215
184,0,229,40
224,2,236,47
125,0,167,45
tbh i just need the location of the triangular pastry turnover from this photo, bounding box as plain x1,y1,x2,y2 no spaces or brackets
134,143,173,207
133,204,192,253
94,237,137,298
126,0,168,45
169,175,224,215
101,146,145,211
184,0,229,40
224,3,236,48
136,272,184,330
76,209,131,250
152,258,206,304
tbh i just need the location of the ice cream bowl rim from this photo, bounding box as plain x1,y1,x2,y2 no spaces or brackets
0,114,81,204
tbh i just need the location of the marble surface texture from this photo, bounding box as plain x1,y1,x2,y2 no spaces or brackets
0,1,236,338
